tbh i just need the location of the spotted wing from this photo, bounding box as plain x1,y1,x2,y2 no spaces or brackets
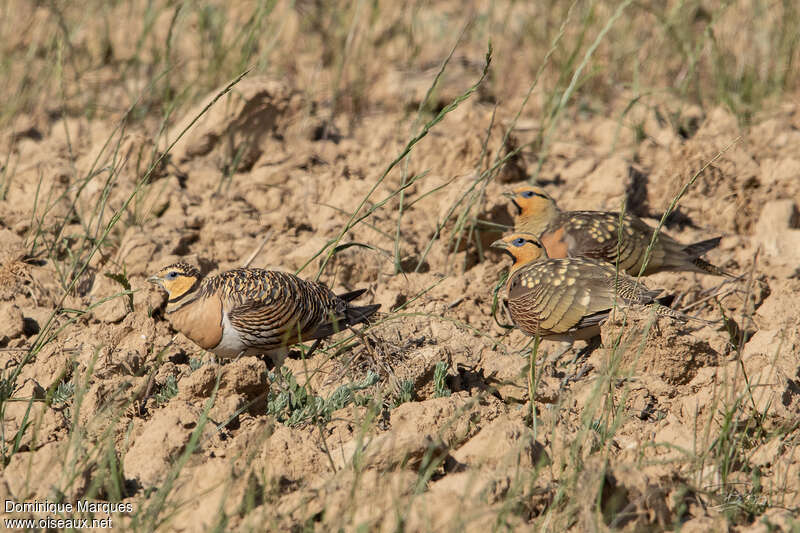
507,258,659,336
554,212,677,275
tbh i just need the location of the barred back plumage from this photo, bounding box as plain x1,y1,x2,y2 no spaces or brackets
148,263,379,366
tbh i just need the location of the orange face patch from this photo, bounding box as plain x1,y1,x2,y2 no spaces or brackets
512,190,553,219
163,274,198,300
511,240,546,266
496,233,547,276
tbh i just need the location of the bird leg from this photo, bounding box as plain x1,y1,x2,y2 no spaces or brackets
303,339,323,360
546,340,575,365
570,336,601,364
560,363,594,389
558,337,601,388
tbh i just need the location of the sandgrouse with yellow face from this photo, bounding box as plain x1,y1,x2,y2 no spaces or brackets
504,185,729,277
148,263,379,366
492,233,675,342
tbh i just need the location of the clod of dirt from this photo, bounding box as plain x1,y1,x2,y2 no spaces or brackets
404,482,528,531
450,415,548,470
3,380,65,452
4,442,67,498
78,376,148,439
166,458,241,530
17,343,74,391
171,77,303,172
301,469,419,530
89,273,132,324
0,302,24,345
73,313,157,380
647,107,763,234
741,323,800,420
334,430,446,472
754,199,800,270
480,351,529,402
581,155,631,209
390,394,503,449
219,357,268,398
250,423,329,483
116,228,161,276
750,279,800,331
479,351,560,404
0,229,31,301
332,394,505,473
175,357,267,424
177,364,219,398
428,470,511,505
124,400,200,486
600,308,719,386
177,357,267,400
585,463,670,530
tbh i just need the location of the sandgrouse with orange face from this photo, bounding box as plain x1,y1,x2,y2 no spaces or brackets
504,185,729,277
491,233,679,342
148,263,379,367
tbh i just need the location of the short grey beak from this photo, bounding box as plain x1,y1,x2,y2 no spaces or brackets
490,239,508,250
147,275,160,285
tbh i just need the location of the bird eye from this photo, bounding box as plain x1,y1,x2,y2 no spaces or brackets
165,271,178,280
520,190,535,198
512,238,526,247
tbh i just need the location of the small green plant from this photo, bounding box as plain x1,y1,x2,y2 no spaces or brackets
266,367,378,426
433,361,451,398
51,380,75,405
189,357,204,371
0,375,13,404
154,374,178,406
392,379,415,407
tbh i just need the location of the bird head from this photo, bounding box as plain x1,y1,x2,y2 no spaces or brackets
502,185,559,234
147,262,202,300
491,233,548,274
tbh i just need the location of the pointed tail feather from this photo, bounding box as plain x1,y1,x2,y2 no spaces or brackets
337,288,368,302
655,294,676,307
655,295,718,323
652,303,719,325
681,236,734,277
682,236,722,258
692,257,734,278
345,303,381,327
311,303,381,339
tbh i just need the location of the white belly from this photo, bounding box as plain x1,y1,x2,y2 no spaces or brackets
210,312,288,367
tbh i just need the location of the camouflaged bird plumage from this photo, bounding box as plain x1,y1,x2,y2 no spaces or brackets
504,185,730,277
492,233,674,341
148,262,379,366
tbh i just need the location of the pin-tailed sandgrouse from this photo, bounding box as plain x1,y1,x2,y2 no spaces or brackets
148,263,379,366
504,185,730,277
491,233,682,342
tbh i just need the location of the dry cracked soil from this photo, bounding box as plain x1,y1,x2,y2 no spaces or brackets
1,2,800,532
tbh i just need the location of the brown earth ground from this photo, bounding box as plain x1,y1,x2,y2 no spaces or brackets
1,1,800,531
